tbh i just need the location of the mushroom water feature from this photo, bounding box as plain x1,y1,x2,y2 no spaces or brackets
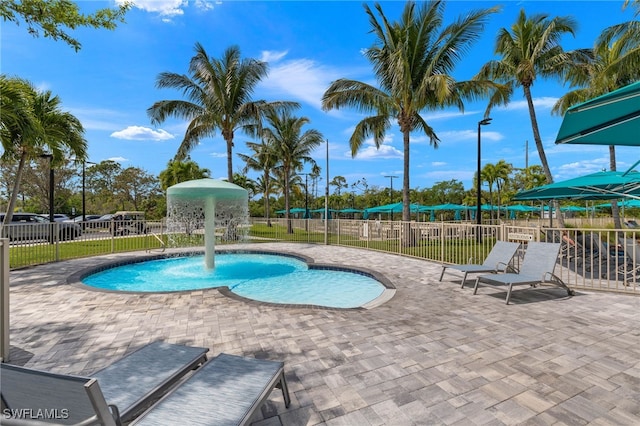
166,179,248,269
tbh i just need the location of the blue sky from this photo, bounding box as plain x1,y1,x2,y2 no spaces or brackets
2,0,638,193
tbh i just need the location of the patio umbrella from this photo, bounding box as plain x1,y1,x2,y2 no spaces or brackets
555,81,640,146
362,202,423,219
514,170,640,201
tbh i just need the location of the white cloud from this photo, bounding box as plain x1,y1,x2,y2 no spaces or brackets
117,0,214,18
351,136,402,159
106,156,129,163
260,50,288,63
431,161,447,167
260,58,340,110
209,152,227,158
110,126,175,141
437,129,503,144
500,96,559,111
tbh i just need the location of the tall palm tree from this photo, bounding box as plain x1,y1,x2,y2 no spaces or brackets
265,110,323,234
148,43,298,182
1,77,87,224
238,140,278,226
322,1,505,227
476,10,590,226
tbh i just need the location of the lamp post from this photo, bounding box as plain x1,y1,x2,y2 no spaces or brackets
384,175,398,204
477,118,492,243
82,161,97,222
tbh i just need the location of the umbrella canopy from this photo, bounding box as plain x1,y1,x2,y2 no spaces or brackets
427,203,467,211
597,199,640,208
505,204,539,212
275,208,308,215
363,202,423,219
555,81,640,146
514,171,640,201
338,208,362,213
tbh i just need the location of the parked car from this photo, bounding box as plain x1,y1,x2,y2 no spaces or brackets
112,211,147,235
65,215,103,230
85,214,114,229
39,213,71,222
0,213,82,241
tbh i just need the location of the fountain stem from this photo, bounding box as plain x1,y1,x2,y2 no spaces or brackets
204,197,216,269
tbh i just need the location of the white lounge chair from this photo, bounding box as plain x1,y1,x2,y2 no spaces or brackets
131,353,291,425
1,341,209,425
439,241,521,288
473,242,574,304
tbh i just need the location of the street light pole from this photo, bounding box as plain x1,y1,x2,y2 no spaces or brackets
384,175,398,203
477,118,492,243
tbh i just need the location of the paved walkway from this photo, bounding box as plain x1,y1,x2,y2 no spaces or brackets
7,243,640,425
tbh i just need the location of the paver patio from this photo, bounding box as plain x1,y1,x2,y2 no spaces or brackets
6,242,640,425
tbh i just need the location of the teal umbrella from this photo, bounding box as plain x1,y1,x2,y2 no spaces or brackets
514,171,640,201
555,81,640,146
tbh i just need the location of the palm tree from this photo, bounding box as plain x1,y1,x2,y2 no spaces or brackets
493,160,513,221
1,77,87,224
159,158,210,191
265,110,323,233
476,10,590,226
553,12,640,229
322,1,505,228
238,140,278,226
148,43,299,182
481,163,498,222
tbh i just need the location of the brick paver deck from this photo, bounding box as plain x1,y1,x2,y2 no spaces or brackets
7,243,640,425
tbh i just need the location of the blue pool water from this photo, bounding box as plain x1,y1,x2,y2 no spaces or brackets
82,253,385,308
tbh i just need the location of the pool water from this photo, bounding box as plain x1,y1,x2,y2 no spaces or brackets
82,253,385,308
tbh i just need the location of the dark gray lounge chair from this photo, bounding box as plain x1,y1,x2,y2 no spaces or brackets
0,341,209,425
473,242,574,304
439,240,521,288
131,353,291,426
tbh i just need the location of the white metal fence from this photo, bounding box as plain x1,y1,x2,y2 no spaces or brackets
3,218,640,295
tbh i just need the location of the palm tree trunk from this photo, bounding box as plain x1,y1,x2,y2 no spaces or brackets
224,135,234,182
264,172,272,227
402,129,411,246
2,151,27,225
609,145,623,229
523,85,564,227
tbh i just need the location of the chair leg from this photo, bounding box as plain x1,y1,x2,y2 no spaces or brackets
473,277,481,295
439,266,447,282
460,272,469,288
277,371,291,408
505,283,513,304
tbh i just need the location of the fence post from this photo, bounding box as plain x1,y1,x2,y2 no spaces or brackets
1,238,9,361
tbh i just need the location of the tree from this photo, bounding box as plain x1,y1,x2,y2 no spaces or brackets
115,167,159,211
159,158,210,191
481,163,498,221
148,43,298,182
265,110,323,233
1,77,87,225
476,10,589,227
553,12,640,229
1,0,130,51
322,1,505,228
238,140,277,226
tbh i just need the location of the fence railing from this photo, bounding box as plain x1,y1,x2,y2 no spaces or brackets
3,218,640,295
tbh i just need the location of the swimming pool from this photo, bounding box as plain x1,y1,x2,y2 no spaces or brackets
80,252,392,309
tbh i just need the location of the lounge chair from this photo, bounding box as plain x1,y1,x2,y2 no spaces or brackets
0,341,209,425
618,237,640,284
473,242,574,304
439,241,521,288
131,353,291,426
